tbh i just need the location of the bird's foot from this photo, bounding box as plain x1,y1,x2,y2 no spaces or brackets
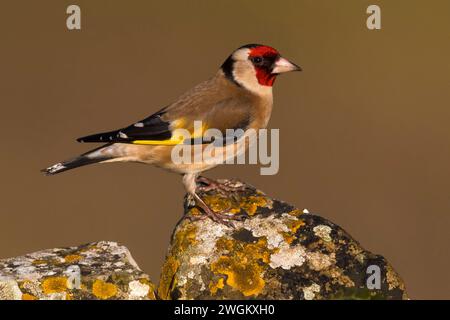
188,192,246,227
205,208,246,227
196,176,246,196
190,207,246,227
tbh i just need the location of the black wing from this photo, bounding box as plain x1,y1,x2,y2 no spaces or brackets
77,110,172,143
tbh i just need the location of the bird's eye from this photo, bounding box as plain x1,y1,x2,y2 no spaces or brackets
252,56,263,64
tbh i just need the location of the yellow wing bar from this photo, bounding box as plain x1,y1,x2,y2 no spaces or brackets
131,122,208,146
131,137,184,145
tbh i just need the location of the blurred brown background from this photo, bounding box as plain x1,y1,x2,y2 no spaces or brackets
1,0,449,299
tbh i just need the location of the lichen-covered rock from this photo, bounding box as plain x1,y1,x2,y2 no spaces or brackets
158,179,408,300
0,180,408,300
0,241,156,300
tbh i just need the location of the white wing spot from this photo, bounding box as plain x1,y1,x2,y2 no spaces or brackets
119,132,128,139
134,122,144,127
47,163,66,174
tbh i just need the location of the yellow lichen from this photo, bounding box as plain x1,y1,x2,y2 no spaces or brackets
64,254,82,263
211,238,271,297
158,256,180,300
240,196,268,216
288,209,303,216
174,223,197,252
42,277,68,294
77,244,98,253
213,259,265,297
280,219,305,244
22,293,37,300
92,279,118,299
201,194,269,216
203,195,240,214
281,232,296,244
188,207,202,217
209,278,225,295
287,219,305,233
386,264,405,291
157,222,197,299
32,258,61,265
18,280,32,290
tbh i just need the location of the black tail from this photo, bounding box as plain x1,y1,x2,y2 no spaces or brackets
42,144,113,175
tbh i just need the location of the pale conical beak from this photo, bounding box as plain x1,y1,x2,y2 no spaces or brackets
272,57,302,74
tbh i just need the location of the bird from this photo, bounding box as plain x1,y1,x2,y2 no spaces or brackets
42,44,301,225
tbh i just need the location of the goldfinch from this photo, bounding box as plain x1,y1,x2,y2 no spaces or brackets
43,44,300,224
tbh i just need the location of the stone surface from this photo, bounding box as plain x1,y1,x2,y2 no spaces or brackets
158,179,408,300
0,241,156,300
0,179,408,300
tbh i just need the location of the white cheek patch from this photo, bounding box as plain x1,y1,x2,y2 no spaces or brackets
228,47,273,96
232,48,251,61
233,61,272,96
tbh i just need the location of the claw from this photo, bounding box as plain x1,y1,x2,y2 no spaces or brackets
196,176,246,194
184,176,248,226
187,189,246,227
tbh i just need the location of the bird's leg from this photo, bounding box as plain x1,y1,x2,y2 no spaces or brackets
196,176,246,195
189,192,235,227
191,191,246,225
183,173,245,226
